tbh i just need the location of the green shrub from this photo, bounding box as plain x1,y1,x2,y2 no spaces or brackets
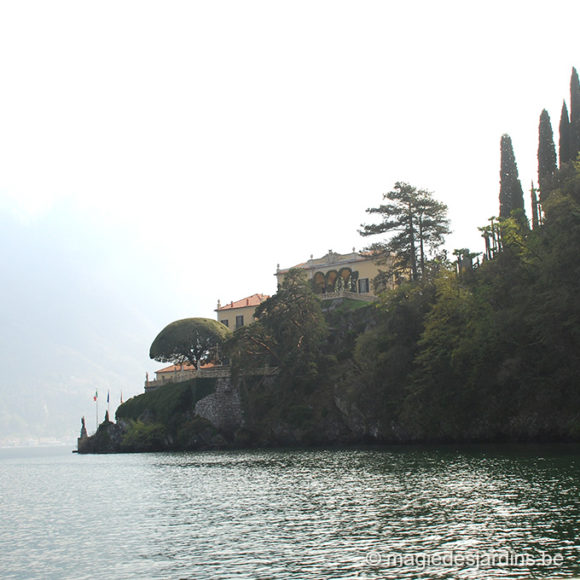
116,378,217,426
175,416,217,449
121,421,167,452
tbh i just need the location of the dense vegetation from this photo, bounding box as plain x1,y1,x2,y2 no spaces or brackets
222,68,580,444
354,161,580,441
226,160,580,444
112,378,219,451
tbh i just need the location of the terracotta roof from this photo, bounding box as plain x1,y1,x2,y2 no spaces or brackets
155,362,215,374
216,293,270,311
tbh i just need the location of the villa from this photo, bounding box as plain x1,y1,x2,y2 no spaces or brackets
145,250,391,391
276,249,392,300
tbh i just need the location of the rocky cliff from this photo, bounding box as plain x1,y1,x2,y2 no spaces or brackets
76,367,387,453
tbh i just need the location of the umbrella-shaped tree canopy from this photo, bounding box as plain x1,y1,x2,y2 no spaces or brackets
149,317,231,369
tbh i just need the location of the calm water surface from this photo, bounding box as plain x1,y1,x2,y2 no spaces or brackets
0,445,579,579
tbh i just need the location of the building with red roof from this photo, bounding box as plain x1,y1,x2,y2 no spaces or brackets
215,293,270,330
144,362,218,392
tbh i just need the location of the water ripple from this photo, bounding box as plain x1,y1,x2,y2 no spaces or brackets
0,446,579,578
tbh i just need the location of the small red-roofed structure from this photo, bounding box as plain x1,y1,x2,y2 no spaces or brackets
215,293,270,330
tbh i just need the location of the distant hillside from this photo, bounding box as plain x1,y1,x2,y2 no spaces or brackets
0,205,184,445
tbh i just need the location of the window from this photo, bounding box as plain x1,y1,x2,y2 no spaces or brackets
221,319,229,327
358,278,370,294
235,315,244,329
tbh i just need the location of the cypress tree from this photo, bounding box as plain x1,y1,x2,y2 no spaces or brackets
571,67,580,123
559,100,572,166
499,134,525,219
537,109,557,203
570,67,580,161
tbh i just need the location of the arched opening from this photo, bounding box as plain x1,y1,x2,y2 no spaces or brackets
312,272,326,294
325,270,338,292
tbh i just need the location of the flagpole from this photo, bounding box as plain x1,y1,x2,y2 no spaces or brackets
95,390,99,432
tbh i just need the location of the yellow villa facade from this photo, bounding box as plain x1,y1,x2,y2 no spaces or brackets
276,249,394,299
215,293,270,329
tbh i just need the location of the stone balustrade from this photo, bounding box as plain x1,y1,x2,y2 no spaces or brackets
318,290,378,302
144,365,278,392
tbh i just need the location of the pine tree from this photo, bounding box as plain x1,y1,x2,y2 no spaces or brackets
570,67,580,162
559,100,572,166
360,182,450,282
499,134,525,219
537,109,557,203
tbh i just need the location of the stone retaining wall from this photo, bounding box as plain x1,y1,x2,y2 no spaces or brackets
194,377,244,432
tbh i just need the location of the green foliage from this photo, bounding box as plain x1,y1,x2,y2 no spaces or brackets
499,134,526,220
571,67,580,123
319,159,580,443
570,67,580,161
404,270,498,438
559,100,572,166
538,109,558,203
497,212,534,264
121,421,167,452
352,280,437,424
226,268,328,390
113,378,220,451
175,416,218,449
116,378,216,427
530,184,541,230
399,161,580,441
323,300,374,364
149,317,231,368
321,297,369,313
360,182,450,282
226,323,273,373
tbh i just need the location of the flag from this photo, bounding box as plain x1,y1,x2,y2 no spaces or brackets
107,390,110,403
120,391,123,404
93,390,98,402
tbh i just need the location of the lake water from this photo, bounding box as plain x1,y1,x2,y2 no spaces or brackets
0,445,579,579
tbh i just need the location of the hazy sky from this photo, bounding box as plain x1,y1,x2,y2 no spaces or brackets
1,1,579,442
